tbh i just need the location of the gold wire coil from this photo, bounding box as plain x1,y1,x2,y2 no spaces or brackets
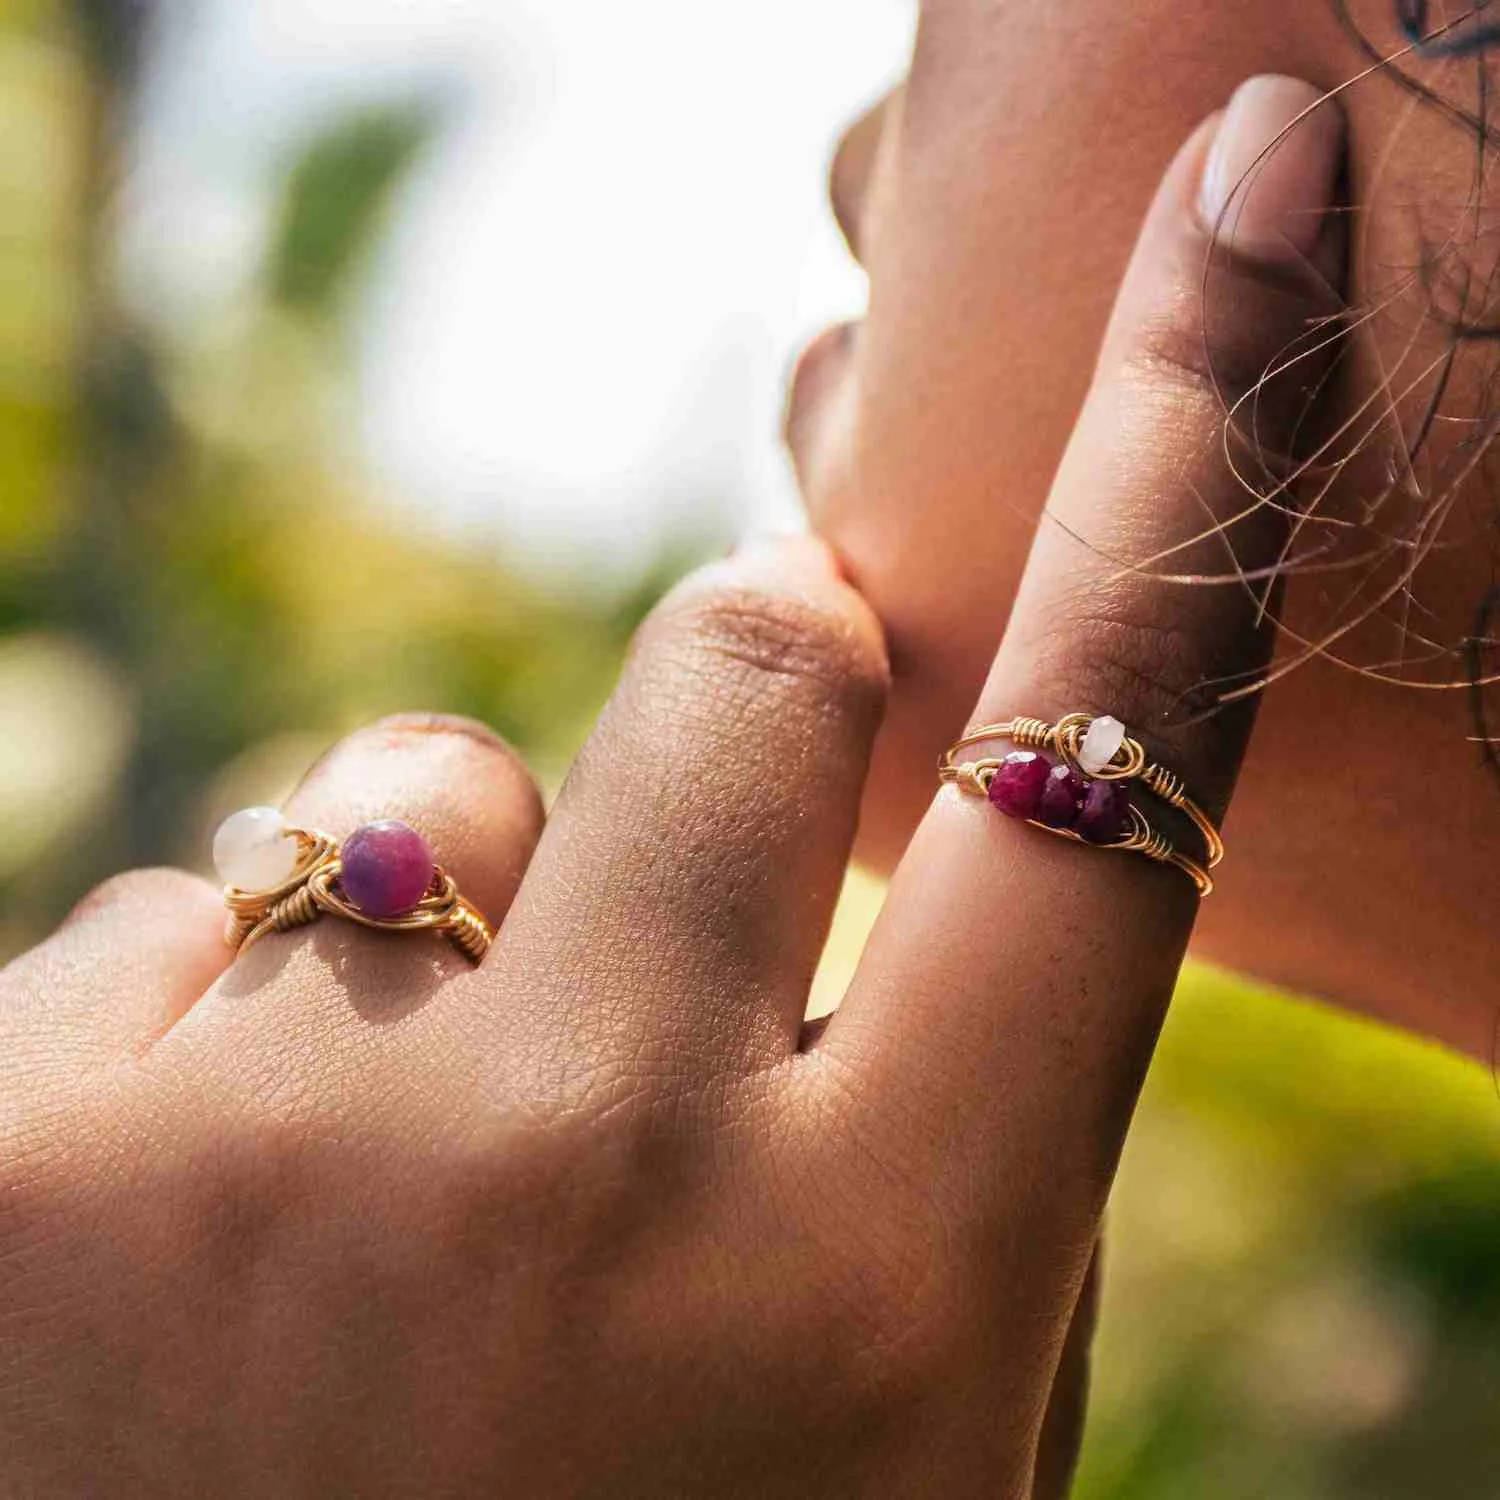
222,830,340,949
227,832,493,964
938,714,1221,898
1138,763,1225,871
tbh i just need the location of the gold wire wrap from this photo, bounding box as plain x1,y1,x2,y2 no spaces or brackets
226,831,493,964
222,830,339,949
1137,764,1225,871
938,715,1221,898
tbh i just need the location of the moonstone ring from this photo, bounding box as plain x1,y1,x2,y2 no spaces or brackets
937,713,1222,897
215,808,493,963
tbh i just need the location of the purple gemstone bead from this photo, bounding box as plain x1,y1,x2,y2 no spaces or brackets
1037,765,1088,830
340,820,436,918
1076,780,1132,845
988,752,1051,820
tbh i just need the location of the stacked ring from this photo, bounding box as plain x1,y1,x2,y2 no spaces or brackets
938,713,1222,896
215,808,494,963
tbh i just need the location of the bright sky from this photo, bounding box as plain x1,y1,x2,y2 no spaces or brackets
123,0,916,577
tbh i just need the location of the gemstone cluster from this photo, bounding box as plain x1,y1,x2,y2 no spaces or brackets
939,713,1218,896
213,807,493,962
214,808,437,919
986,746,1133,846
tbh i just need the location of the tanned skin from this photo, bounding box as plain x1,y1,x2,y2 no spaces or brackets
789,0,1500,1062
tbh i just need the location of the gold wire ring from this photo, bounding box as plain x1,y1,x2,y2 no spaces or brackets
222,829,340,950
938,714,1221,897
304,863,493,964
225,825,493,965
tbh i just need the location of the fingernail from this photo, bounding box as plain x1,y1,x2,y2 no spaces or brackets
1198,75,1344,261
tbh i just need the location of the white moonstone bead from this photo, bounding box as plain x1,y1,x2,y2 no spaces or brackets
1078,716,1128,776
214,806,299,892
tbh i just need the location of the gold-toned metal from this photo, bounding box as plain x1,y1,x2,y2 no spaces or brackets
224,829,493,964
1137,763,1225,871
222,829,339,950
938,714,1221,898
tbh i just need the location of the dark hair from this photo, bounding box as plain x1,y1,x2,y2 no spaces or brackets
1354,6,1500,764
1210,3,1500,760
1394,0,1500,59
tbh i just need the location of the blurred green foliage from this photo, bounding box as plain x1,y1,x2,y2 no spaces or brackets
1084,970,1500,1498
270,104,435,316
0,6,1497,1496
0,3,678,943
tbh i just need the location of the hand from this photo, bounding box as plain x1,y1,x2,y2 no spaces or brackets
0,88,1343,1497
791,38,1499,1063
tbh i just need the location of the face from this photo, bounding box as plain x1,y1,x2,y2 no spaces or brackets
788,1,1500,872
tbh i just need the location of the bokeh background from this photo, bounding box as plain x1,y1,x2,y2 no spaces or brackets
2,3,1498,1494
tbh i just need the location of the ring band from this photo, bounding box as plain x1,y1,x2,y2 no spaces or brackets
216,809,493,963
938,713,1221,897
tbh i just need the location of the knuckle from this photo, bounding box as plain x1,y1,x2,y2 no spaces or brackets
1035,586,1250,810
1120,300,1228,415
368,713,540,786
367,711,516,758
1049,588,1203,727
358,713,545,827
1122,269,1338,455
645,578,889,721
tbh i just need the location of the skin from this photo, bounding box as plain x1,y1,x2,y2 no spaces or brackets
789,0,1500,1064
1,87,1342,1494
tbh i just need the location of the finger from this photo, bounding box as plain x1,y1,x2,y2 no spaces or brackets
784,320,860,497
785,87,903,497
1033,1247,1101,1500
829,84,901,263
496,537,888,1076
0,870,229,1067
827,77,1346,1293
192,714,544,1033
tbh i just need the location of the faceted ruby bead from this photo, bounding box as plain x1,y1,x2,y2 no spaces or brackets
988,752,1051,820
1037,765,1088,830
1076,780,1132,845
340,820,436,918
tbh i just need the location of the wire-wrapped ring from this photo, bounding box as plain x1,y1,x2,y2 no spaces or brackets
218,812,493,964
938,714,1220,897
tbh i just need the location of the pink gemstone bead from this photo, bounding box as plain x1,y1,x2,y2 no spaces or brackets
1037,765,1088,830
1076,780,1132,845
340,820,436,918
988,752,1051,820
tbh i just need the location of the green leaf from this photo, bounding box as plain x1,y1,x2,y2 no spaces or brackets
268,103,436,316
